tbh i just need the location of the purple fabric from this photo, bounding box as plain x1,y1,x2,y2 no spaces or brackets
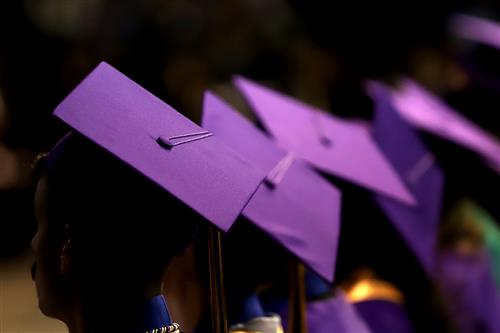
355,300,414,333
275,292,372,333
436,251,500,333
371,83,445,274
391,79,500,171
234,76,416,206
202,91,341,281
307,293,372,333
53,62,265,230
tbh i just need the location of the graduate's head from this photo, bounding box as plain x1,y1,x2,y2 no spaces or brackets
31,132,198,321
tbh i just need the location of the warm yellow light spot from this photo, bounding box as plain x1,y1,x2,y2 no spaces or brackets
344,279,404,304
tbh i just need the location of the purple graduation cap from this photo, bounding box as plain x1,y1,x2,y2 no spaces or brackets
53,62,265,231
371,82,445,274
449,13,500,50
234,76,416,206
202,91,342,282
391,79,500,172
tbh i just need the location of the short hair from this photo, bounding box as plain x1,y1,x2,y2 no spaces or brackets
39,132,199,290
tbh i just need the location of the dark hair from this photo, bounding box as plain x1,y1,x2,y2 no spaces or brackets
39,132,199,308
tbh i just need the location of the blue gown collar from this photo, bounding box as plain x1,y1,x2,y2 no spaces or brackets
135,295,173,332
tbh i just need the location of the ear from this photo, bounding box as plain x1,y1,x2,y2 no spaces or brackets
60,224,73,276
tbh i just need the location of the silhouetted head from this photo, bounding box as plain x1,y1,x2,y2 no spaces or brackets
31,133,198,327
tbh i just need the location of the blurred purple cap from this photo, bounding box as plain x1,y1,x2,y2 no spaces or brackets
450,13,500,50
391,79,500,172
234,76,416,206
371,82,445,274
202,91,342,282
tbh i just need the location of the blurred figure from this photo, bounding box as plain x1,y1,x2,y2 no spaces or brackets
436,199,500,333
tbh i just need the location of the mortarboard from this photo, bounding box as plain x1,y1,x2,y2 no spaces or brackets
233,76,416,206
202,91,342,282
391,79,500,172
370,82,445,274
53,62,264,231
52,62,265,333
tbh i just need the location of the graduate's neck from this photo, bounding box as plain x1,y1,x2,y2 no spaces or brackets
63,298,88,333
67,282,167,332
